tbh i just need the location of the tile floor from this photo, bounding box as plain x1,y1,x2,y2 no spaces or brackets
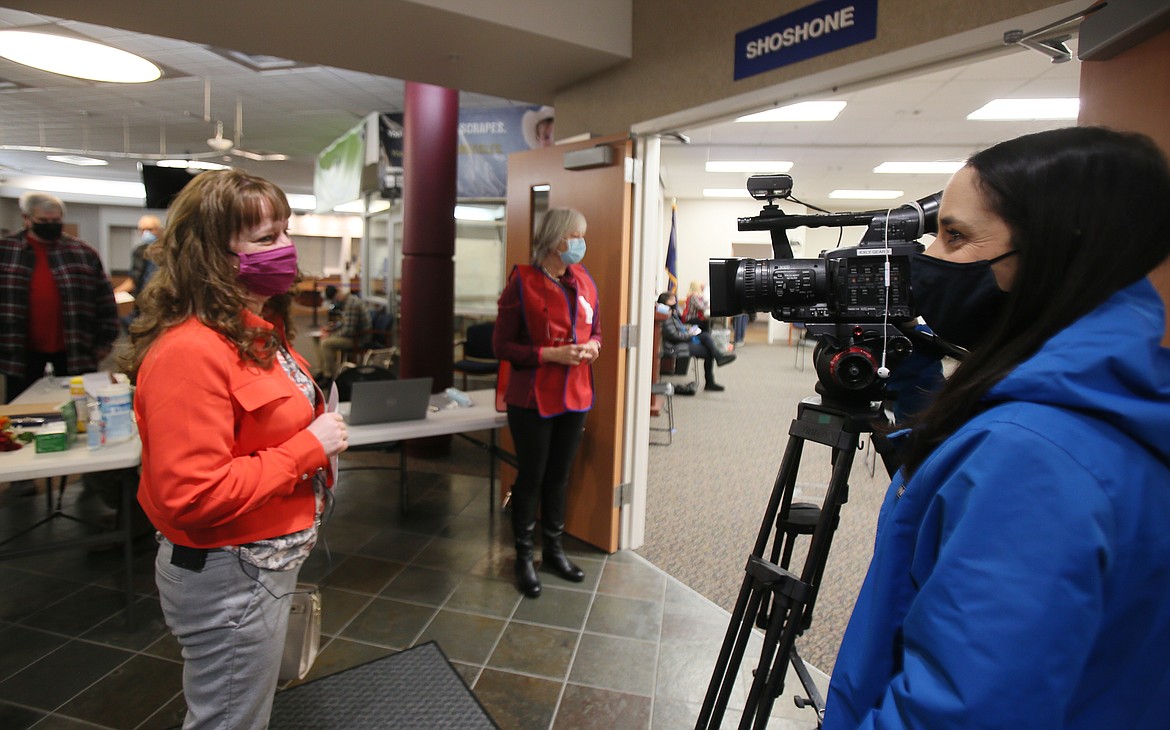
0,448,826,729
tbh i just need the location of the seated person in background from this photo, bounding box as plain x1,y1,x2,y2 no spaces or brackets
658,291,735,392
316,284,370,380
682,279,709,331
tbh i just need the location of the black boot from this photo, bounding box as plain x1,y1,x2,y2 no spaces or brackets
540,473,585,582
715,351,737,367
514,529,542,598
542,526,585,582
543,540,585,582
511,485,542,598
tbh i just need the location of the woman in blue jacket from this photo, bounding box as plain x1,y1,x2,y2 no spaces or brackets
824,127,1170,730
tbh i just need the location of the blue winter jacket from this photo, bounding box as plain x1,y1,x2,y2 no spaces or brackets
824,278,1170,730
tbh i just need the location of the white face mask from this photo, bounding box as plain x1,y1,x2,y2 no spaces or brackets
140,230,158,245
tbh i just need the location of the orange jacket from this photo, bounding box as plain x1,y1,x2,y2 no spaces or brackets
135,312,328,548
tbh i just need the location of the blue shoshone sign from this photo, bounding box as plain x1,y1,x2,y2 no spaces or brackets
735,0,878,81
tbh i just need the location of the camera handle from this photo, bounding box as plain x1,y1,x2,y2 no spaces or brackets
696,395,886,730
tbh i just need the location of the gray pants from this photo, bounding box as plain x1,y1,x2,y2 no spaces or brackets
318,335,357,378
155,539,299,730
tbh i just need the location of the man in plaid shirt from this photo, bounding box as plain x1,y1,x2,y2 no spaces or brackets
316,284,371,380
1,192,119,402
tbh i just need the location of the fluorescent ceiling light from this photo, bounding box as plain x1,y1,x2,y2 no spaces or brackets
332,199,391,214
0,30,161,83
286,194,316,211
705,160,793,173
17,175,145,199
736,101,847,123
455,205,504,221
532,184,551,192
703,188,753,198
46,154,108,167
967,98,1079,120
156,159,230,170
829,189,904,200
873,161,965,174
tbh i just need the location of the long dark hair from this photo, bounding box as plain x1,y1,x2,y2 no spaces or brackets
121,169,295,377
901,127,1170,475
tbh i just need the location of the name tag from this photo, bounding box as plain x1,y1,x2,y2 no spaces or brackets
579,296,594,325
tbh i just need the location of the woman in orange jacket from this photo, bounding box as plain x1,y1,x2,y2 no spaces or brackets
123,170,348,730
494,208,601,598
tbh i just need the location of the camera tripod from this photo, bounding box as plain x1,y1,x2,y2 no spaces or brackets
695,393,889,729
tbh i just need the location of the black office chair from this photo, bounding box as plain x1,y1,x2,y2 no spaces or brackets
331,365,416,509
453,322,499,390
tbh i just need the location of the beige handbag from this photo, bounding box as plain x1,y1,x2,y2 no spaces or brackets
279,583,322,681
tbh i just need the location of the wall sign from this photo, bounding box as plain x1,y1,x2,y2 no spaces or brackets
734,0,878,81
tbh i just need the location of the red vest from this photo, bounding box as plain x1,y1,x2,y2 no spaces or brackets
497,264,598,417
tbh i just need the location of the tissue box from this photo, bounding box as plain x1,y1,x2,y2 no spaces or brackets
34,423,70,453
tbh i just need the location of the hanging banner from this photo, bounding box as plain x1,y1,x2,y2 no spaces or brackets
734,0,878,81
457,105,553,199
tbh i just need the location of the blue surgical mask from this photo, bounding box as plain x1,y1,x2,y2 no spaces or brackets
140,230,158,245
560,237,586,265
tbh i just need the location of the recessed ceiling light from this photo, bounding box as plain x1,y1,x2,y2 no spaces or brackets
46,154,108,167
966,98,1079,121
873,161,965,174
705,160,794,173
0,30,161,83
829,189,904,200
735,101,847,123
703,188,753,198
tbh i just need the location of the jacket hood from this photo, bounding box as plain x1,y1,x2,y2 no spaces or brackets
986,277,1170,463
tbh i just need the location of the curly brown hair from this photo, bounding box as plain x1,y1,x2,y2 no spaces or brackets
120,169,296,378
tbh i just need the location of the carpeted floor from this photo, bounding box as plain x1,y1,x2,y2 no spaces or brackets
269,641,497,729
637,322,891,674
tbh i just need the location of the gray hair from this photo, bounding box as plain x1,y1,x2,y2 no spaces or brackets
531,207,586,265
19,191,66,217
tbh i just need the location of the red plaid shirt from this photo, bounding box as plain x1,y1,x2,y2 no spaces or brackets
0,229,119,376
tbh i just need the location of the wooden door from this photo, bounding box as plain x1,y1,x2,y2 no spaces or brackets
501,134,634,553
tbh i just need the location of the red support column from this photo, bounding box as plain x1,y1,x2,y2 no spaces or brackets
400,81,458,457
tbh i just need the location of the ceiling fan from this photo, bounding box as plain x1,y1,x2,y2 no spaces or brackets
202,85,287,162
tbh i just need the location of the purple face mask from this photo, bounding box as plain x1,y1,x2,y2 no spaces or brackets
236,245,298,297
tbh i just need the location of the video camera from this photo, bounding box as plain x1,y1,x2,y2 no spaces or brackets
708,174,942,404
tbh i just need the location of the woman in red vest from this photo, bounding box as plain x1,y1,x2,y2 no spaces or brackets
494,208,601,598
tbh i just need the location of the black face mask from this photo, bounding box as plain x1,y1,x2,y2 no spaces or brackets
31,222,64,241
910,250,1016,351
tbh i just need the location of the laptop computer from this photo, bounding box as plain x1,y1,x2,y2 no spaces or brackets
346,377,434,426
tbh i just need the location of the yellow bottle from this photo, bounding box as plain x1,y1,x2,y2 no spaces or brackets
69,376,87,433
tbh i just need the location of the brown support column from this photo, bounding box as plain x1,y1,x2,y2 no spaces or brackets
400,81,458,457
1079,25,1170,157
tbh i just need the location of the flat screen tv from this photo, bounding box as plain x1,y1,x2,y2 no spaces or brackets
141,164,200,209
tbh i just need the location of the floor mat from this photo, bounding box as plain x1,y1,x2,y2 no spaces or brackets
269,641,497,729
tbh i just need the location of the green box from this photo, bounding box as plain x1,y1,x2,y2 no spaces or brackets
34,423,69,453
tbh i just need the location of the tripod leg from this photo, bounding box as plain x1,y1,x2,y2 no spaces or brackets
701,397,875,730
697,434,806,730
755,429,861,726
